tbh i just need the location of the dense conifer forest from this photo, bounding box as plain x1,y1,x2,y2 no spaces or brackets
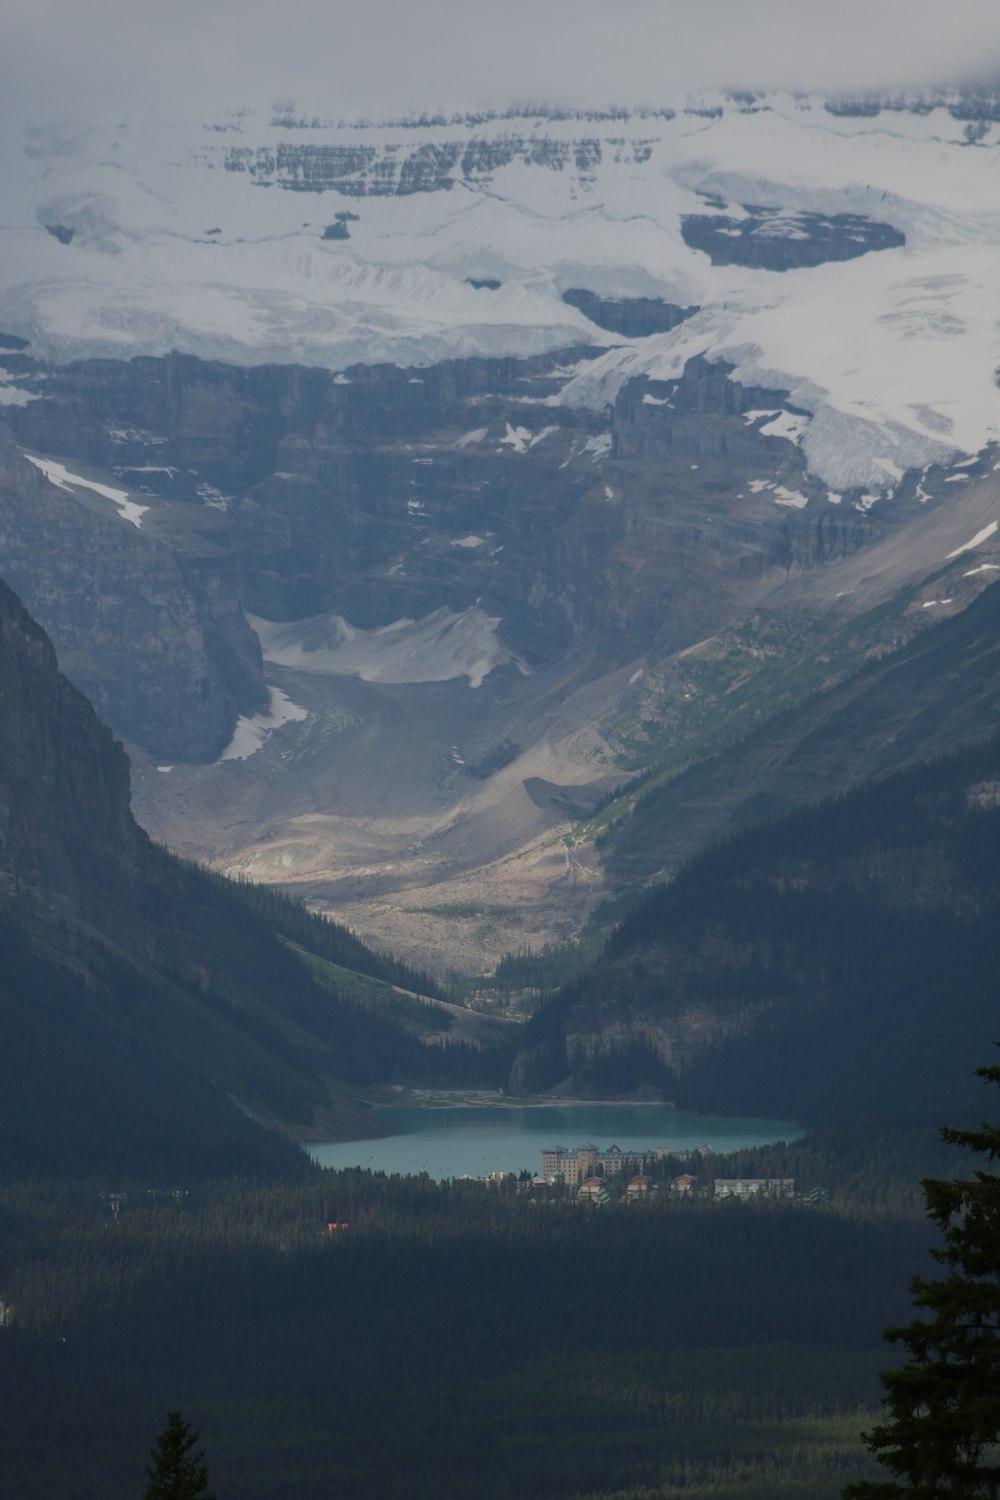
0,1121,970,1500
511,733,1000,1121
3,572,998,1498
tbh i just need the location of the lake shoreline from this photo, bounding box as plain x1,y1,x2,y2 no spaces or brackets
344,1087,677,1125
307,1100,802,1180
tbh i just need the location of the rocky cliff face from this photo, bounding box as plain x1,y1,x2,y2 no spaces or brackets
0,337,952,975
2,343,887,705
680,207,904,271
0,423,266,761
594,358,877,650
560,290,698,338
222,132,652,195
0,577,146,931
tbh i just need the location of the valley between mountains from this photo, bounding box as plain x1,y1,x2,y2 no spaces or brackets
3,93,1000,981
4,75,1000,1500
4,342,999,977
2,89,1000,1111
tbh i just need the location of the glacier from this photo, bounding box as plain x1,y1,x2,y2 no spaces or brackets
3,94,1000,489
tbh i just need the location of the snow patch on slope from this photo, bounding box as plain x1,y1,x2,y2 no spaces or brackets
744,409,810,444
499,422,556,453
218,687,309,762
247,606,517,689
24,453,148,527
947,521,999,559
0,369,38,406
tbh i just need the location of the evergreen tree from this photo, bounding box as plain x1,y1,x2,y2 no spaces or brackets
143,1411,215,1500
845,1061,1000,1499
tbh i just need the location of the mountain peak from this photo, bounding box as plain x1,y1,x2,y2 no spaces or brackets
4,94,1000,489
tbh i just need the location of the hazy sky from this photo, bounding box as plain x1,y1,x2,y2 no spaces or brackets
5,0,1000,125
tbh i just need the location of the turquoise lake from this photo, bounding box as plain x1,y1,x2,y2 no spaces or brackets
307,1103,801,1180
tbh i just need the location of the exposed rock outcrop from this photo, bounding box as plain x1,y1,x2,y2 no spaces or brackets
0,576,146,930
0,425,267,760
681,207,904,270
222,133,651,195
561,289,698,338
1,343,890,767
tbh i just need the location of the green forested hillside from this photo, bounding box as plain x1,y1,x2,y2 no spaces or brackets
2,570,999,1500
512,734,1000,1125
0,576,499,1175
595,578,1000,890
0,1131,949,1500
0,802,504,1179
0,888,499,1180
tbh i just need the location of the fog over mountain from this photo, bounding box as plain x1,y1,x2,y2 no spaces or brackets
4,0,1000,131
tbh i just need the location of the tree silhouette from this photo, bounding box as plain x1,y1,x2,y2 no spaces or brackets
143,1411,215,1500
845,1060,1000,1499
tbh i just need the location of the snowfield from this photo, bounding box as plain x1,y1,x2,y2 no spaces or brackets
218,687,309,763
3,95,1000,488
247,605,518,689
24,454,149,527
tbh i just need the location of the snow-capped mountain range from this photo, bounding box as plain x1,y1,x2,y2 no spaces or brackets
4,92,1000,490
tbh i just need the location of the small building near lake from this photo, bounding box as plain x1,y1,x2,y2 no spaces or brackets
713,1178,795,1200
578,1177,609,1205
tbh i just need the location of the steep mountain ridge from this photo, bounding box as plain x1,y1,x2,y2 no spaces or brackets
3,337,997,971
509,728,1000,1124
0,579,487,1174
0,574,143,929
0,428,266,761
3,345,884,672
593,512,1000,888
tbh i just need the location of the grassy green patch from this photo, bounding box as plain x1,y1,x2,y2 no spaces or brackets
282,939,451,1036
583,575,1000,891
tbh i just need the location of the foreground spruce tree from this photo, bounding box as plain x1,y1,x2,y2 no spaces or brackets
143,1411,216,1500
845,1061,1000,1499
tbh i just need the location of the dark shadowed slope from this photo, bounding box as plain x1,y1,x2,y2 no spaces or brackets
0,579,498,1178
512,731,1000,1126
